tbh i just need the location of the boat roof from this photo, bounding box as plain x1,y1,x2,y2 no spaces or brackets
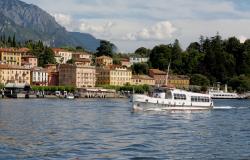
170,89,211,97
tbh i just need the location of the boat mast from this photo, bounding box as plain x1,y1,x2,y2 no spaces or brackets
166,60,171,87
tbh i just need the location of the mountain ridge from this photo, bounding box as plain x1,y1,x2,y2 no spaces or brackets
0,0,100,51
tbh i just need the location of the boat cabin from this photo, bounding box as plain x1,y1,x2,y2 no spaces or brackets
152,88,211,103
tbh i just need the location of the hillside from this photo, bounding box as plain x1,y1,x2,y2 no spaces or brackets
0,0,100,51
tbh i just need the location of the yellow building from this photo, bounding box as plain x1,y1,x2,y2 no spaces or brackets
131,75,155,86
59,64,96,88
0,64,31,85
0,48,26,66
167,75,190,89
96,65,132,86
96,56,113,66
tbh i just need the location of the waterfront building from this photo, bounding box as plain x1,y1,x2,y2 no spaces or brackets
75,58,91,66
54,52,63,64
96,65,132,86
96,56,113,66
120,58,132,67
131,75,155,86
45,64,59,86
0,48,24,66
31,67,48,86
72,52,92,60
21,55,38,68
149,69,167,86
129,56,149,64
52,48,74,64
167,75,190,89
59,64,96,88
0,64,31,85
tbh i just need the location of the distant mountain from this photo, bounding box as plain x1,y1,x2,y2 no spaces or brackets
0,0,100,51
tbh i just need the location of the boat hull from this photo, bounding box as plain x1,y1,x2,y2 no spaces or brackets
132,93,213,112
133,101,213,112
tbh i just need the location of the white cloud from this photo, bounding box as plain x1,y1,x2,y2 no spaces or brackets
123,21,177,41
79,21,114,34
52,13,115,39
53,13,72,26
239,35,247,43
22,0,250,52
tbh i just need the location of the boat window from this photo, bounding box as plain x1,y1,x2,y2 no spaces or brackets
191,96,210,102
174,93,186,100
165,91,172,99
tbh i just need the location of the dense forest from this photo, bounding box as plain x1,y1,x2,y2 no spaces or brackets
132,34,250,92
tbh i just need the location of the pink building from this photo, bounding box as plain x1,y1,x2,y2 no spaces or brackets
21,55,38,68
149,69,167,86
120,58,131,67
45,64,59,86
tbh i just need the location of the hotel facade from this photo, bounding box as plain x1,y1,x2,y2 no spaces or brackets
59,64,96,88
0,64,31,85
96,65,132,86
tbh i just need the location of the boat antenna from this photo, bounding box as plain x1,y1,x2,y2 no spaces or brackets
166,59,171,87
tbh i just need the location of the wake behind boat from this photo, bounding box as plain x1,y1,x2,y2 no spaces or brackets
132,88,213,111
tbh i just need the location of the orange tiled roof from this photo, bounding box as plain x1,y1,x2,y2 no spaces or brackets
108,64,127,69
0,47,30,53
74,51,91,55
132,75,154,80
96,55,112,59
31,67,48,72
75,58,91,62
149,69,167,75
169,75,190,80
0,64,30,70
21,55,37,58
120,58,129,62
52,48,66,53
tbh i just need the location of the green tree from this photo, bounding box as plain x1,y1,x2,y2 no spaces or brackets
134,47,151,57
171,39,183,74
150,44,172,71
38,47,56,67
131,63,149,75
96,40,114,57
190,74,210,86
224,37,241,75
228,75,250,92
66,58,75,64
187,42,201,52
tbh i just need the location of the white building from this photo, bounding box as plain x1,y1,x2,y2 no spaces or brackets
31,67,48,86
53,48,74,64
129,57,149,64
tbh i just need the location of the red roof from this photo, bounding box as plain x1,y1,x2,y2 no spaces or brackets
149,69,167,75
52,48,66,53
0,64,30,70
0,47,30,53
75,58,91,62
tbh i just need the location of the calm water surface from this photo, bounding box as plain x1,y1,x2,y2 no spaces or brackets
0,98,250,159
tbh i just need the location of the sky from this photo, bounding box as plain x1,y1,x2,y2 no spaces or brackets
22,0,250,52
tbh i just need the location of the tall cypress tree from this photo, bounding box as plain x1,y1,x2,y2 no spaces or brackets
12,34,16,47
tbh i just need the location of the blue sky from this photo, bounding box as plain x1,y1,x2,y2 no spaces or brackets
22,0,250,52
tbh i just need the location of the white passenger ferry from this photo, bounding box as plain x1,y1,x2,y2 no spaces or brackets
208,89,239,99
208,84,242,99
132,88,213,111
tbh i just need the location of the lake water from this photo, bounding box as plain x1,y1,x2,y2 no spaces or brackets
0,98,250,160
